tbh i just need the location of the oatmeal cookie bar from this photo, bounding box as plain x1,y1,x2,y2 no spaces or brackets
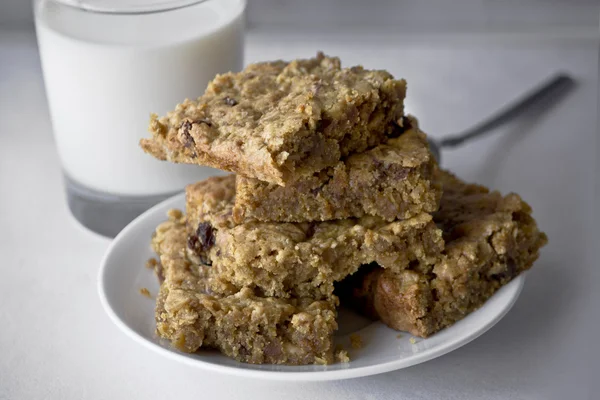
185,175,444,300
140,52,407,185
233,117,441,223
338,171,548,337
152,211,338,365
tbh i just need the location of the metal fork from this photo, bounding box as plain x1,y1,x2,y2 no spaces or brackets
427,73,575,163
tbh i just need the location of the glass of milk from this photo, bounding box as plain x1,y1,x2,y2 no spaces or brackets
34,0,245,237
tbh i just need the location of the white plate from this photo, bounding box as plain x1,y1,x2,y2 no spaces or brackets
98,193,525,381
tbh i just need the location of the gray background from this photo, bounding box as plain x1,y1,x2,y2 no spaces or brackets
2,0,600,31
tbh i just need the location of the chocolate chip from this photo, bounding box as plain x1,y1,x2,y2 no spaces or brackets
181,132,195,148
180,120,196,148
224,97,238,106
181,118,212,132
180,118,213,148
187,235,199,251
155,262,165,284
181,120,192,134
371,155,410,181
196,222,215,249
187,234,213,266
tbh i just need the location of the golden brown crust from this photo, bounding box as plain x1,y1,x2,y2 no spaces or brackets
140,52,407,185
338,170,548,337
233,118,442,222
185,174,444,299
152,213,338,365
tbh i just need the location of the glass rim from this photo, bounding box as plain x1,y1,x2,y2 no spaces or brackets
47,0,214,15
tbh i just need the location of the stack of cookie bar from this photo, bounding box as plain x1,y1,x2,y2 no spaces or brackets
141,53,547,365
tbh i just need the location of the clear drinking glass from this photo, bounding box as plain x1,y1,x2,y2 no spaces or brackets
34,0,246,237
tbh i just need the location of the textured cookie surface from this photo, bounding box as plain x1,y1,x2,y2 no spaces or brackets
186,175,444,299
234,117,441,222
338,170,548,337
153,212,338,365
140,52,407,185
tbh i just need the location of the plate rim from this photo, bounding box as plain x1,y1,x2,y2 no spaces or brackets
98,192,526,382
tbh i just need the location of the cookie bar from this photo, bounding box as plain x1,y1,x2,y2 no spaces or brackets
185,175,444,300
153,211,338,365
337,171,548,337
140,52,407,185
233,117,441,223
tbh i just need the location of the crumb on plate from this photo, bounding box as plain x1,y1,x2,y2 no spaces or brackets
336,349,350,363
349,334,363,349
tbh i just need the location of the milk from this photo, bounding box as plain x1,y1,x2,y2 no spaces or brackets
35,0,245,196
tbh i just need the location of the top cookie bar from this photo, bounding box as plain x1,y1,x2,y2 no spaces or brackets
140,52,407,185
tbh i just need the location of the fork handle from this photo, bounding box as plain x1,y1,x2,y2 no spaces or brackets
438,73,574,148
